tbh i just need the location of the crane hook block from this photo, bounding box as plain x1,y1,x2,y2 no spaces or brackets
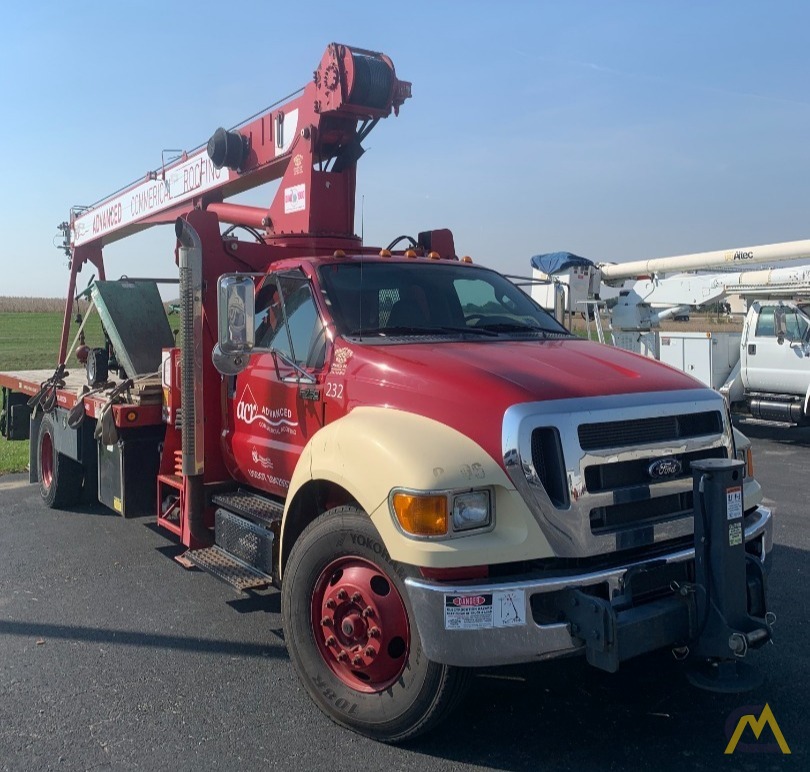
207,128,249,171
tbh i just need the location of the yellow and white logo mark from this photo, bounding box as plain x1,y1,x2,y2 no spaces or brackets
725,703,790,755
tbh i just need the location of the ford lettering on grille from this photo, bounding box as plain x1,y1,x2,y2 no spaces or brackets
648,457,682,479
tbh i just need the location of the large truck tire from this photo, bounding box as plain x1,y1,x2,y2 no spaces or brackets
37,414,83,509
282,506,470,742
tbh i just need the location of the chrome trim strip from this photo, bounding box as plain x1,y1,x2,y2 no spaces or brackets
404,506,772,667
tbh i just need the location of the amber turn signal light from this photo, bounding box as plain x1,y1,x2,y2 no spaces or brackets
392,493,447,536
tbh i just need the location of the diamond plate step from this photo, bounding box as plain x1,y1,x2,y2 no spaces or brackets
212,490,284,528
184,545,271,592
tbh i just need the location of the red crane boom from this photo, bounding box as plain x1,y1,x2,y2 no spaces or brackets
58,43,411,363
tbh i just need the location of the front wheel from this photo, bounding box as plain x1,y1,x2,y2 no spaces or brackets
281,506,470,742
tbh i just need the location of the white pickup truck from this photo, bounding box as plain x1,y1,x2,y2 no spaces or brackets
658,300,810,424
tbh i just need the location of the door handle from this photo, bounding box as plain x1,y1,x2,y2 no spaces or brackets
748,344,756,355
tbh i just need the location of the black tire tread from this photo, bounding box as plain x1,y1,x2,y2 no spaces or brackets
282,506,471,742
38,414,84,509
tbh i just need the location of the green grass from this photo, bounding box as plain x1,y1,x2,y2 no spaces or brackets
0,310,107,475
0,311,107,371
0,437,28,474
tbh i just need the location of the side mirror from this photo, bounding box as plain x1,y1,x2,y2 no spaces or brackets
774,307,787,345
213,275,255,375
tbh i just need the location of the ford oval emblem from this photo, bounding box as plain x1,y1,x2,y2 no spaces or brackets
648,457,682,479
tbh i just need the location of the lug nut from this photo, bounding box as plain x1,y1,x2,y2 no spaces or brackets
337,589,348,601
369,626,381,638
321,617,333,627
362,606,374,618
325,598,336,609
337,650,349,662
364,647,375,658
325,636,337,647
351,592,362,603
352,655,363,666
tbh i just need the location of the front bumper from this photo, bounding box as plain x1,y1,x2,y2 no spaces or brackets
404,505,772,668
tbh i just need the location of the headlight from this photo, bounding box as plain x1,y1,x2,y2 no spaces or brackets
452,490,491,531
390,488,493,538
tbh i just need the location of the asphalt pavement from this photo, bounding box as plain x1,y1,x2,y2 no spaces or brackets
0,417,806,771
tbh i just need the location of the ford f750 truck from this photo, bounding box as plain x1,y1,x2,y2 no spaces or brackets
0,43,773,741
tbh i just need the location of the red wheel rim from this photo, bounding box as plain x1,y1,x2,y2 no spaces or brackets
311,557,410,693
40,431,54,490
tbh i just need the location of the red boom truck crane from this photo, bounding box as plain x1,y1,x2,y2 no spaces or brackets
0,44,776,741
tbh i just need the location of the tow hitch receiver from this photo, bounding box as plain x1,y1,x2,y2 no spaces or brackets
558,459,771,688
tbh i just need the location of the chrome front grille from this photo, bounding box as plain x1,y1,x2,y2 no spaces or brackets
502,390,733,558
578,411,723,450
583,446,726,492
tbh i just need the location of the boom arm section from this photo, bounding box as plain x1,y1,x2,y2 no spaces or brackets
68,43,410,251
599,239,810,283
57,43,409,365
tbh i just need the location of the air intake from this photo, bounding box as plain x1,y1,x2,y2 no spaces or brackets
578,411,722,451
531,427,569,508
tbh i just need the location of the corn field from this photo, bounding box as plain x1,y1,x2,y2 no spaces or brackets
0,297,67,313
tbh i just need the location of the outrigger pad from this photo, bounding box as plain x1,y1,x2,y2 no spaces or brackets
91,280,175,377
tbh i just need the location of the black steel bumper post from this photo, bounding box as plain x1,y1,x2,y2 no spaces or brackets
686,458,771,692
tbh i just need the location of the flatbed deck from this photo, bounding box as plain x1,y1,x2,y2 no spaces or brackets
0,368,163,428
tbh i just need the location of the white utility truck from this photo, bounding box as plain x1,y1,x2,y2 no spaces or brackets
531,241,810,424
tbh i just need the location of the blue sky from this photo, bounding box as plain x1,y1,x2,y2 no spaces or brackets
2,0,809,296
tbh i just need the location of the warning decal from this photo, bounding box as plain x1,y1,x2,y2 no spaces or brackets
726,486,743,520
444,591,526,630
729,520,743,547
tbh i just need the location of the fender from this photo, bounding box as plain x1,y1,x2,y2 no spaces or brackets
279,406,553,576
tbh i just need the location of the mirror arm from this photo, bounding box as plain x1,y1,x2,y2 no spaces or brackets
271,348,316,384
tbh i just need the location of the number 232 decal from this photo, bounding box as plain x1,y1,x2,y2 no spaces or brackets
325,381,344,400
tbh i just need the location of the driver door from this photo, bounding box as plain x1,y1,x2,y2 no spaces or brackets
227,269,327,496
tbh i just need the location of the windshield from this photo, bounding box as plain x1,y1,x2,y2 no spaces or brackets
318,261,570,339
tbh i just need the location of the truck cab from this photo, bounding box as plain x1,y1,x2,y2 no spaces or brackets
741,300,810,397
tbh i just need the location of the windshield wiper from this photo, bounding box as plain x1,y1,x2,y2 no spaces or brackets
347,324,497,338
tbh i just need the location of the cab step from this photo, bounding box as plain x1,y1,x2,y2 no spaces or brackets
211,489,284,528
184,493,281,592
184,545,272,592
